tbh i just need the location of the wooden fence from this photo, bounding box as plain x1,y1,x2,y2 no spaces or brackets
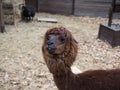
74,0,111,17
38,0,73,15
25,0,38,12
25,0,120,17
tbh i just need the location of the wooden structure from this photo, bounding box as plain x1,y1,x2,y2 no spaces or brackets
25,0,113,17
98,0,120,47
3,3,16,25
0,0,5,33
38,17,57,23
25,0,38,12
38,0,111,17
74,0,111,17
38,0,73,15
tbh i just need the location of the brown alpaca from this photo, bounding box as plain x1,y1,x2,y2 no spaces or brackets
42,27,120,90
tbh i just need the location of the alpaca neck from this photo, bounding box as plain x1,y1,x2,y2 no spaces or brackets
53,68,76,90
48,55,72,76
47,56,78,90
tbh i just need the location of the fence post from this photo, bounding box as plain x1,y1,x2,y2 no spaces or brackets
72,0,75,15
108,0,116,26
0,0,5,33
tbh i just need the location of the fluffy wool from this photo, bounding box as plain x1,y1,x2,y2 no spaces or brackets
42,27,120,90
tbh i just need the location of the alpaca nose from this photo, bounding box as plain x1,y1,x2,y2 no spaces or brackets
47,41,54,45
46,41,56,54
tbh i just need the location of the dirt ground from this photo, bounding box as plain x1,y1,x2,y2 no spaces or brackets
0,13,120,90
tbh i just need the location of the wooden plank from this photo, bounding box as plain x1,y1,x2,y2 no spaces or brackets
38,17,57,23
3,3,13,9
82,0,111,3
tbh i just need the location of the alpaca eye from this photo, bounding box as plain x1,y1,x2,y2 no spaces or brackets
59,36,66,43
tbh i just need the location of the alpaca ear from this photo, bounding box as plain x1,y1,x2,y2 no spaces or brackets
66,30,78,44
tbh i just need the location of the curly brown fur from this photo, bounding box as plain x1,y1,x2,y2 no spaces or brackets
42,27,78,75
42,27,120,90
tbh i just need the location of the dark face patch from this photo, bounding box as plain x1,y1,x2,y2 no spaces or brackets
45,34,67,55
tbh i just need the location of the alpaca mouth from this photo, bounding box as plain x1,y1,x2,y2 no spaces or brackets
46,44,56,55
47,49,59,56
46,47,56,55
48,49,55,54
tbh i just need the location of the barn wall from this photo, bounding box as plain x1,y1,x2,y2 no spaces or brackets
25,0,120,17
25,0,38,12
38,0,73,15
74,0,111,17
37,0,112,17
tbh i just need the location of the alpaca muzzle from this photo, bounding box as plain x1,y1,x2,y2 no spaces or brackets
46,40,56,54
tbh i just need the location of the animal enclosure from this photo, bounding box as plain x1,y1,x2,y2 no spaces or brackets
0,12,120,90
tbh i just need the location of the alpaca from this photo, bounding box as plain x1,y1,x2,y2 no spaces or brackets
42,27,120,90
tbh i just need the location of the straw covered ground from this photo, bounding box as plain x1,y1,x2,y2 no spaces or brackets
0,13,120,90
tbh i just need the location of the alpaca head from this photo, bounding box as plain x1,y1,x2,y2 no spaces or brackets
42,27,78,75
45,30,67,55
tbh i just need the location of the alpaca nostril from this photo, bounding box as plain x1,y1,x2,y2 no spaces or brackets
47,41,54,45
49,43,53,45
